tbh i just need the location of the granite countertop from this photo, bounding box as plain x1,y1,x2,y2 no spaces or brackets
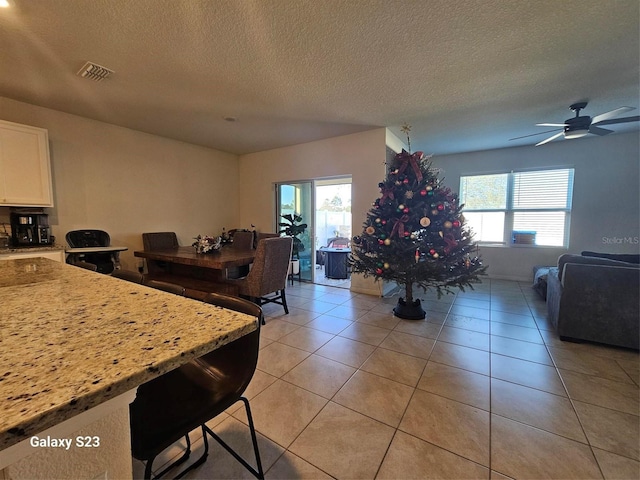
0,258,257,451
0,245,66,254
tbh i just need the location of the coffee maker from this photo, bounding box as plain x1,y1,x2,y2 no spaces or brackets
10,209,51,247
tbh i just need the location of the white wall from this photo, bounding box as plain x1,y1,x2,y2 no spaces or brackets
237,129,389,294
3,94,636,282
432,131,640,281
0,97,240,270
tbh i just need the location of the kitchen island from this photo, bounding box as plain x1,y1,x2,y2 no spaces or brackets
0,257,257,479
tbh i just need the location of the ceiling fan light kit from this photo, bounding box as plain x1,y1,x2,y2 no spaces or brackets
564,129,589,139
511,101,639,146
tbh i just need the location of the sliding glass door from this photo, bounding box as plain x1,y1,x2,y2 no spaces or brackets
276,182,313,282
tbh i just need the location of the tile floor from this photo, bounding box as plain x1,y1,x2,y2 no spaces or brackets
133,279,639,479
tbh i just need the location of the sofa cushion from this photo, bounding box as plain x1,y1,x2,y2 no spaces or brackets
581,251,640,264
557,253,639,279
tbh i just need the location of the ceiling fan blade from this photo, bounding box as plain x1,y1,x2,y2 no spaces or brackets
536,123,567,127
589,125,614,136
592,106,635,125
595,115,640,126
535,131,564,146
509,128,562,141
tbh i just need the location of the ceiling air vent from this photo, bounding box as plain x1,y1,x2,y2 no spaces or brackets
76,61,114,82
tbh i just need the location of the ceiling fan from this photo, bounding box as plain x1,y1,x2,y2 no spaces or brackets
511,102,639,146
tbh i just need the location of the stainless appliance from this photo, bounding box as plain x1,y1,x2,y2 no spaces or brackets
10,209,51,246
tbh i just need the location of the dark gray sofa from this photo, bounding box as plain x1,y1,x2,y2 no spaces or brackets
547,252,640,350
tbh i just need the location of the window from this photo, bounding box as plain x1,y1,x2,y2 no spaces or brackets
460,168,574,247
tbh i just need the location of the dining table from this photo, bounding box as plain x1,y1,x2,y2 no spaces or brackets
134,246,256,299
134,245,255,272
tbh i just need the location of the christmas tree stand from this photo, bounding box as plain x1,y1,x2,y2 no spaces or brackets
393,298,426,320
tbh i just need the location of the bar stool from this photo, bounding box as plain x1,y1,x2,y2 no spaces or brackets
129,293,264,479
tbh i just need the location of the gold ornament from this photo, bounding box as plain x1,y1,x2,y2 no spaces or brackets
383,262,390,269
405,190,414,199
365,226,375,235
444,221,453,229
384,238,391,246
420,217,431,227
432,209,438,215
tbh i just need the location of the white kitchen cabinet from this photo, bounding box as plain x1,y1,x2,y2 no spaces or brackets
0,119,53,207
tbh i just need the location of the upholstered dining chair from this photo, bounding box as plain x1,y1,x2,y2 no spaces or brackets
142,232,179,251
227,231,255,279
142,232,179,274
129,293,264,479
255,232,278,246
224,237,293,318
231,231,254,250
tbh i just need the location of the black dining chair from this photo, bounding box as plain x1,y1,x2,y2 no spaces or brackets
129,293,264,479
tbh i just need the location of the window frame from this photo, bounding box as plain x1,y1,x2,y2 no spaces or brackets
459,167,574,248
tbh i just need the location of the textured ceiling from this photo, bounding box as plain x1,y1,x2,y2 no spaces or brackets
0,0,638,155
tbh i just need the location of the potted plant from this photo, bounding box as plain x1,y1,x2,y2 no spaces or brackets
279,213,308,279
278,213,308,258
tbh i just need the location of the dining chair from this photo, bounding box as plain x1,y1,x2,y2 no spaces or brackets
231,231,254,250
73,261,98,272
224,237,293,318
110,269,144,283
129,293,264,479
66,229,116,273
142,232,179,250
142,232,179,274
255,232,278,246
226,231,255,279
144,279,185,296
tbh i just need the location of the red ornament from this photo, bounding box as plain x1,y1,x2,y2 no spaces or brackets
420,189,427,196
437,204,445,211
404,231,410,237
376,268,383,275
381,220,387,225
452,220,461,228
429,249,436,255
403,178,409,184
378,239,384,245
403,207,409,213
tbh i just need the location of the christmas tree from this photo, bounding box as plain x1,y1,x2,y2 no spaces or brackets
350,126,487,319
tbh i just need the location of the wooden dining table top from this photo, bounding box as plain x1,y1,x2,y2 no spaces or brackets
134,246,256,269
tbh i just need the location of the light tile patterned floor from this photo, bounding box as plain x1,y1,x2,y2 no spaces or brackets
133,279,639,479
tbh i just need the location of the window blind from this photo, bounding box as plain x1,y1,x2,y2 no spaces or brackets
512,169,574,210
